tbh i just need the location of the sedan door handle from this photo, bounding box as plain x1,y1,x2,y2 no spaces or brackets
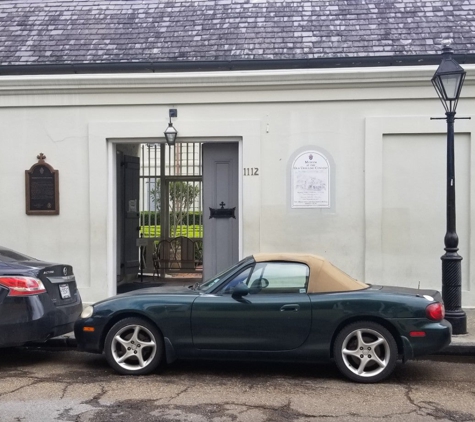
280,304,300,312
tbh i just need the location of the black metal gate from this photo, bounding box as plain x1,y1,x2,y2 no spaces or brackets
139,143,203,278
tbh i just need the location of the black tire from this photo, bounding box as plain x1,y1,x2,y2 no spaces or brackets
333,321,398,383
104,317,164,375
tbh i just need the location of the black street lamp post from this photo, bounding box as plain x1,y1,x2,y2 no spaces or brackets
431,41,467,335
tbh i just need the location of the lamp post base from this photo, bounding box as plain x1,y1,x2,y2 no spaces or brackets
445,310,467,335
441,252,466,335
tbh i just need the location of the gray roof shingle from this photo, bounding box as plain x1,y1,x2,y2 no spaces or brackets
0,0,474,70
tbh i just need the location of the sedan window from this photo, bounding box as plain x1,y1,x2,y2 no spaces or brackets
0,249,36,263
247,262,309,294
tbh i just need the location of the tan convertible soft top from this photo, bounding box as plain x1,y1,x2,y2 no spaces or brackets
253,253,368,293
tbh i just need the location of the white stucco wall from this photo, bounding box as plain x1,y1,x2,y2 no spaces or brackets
0,66,474,306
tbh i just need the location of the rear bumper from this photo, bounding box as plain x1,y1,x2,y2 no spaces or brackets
0,292,82,348
51,291,83,337
0,294,55,347
397,319,452,361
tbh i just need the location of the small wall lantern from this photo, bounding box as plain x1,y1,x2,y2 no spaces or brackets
164,109,178,146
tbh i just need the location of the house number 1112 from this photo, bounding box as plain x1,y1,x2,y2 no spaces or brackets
243,167,259,176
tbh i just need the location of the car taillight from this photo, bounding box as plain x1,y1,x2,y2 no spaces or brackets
0,276,46,296
426,302,445,321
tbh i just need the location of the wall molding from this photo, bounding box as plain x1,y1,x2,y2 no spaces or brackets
1,65,474,106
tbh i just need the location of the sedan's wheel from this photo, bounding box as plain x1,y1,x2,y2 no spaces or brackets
333,321,398,383
104,317,164,375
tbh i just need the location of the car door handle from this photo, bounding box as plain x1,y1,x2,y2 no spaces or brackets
280,304,300,312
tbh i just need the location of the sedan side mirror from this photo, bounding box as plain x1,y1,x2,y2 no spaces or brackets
232,283,250,298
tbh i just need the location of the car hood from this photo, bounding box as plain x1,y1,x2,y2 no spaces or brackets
120,285,197,296
93,285,199,306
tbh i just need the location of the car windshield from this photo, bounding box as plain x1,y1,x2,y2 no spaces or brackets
0,248,36,263
194,256,254,292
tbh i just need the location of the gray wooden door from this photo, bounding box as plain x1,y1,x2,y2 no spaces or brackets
202,143,239,281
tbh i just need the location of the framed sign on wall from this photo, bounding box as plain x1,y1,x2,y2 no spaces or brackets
25,153,59,215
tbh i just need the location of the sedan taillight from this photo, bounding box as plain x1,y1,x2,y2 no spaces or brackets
426,302,445,321
0,276,46,296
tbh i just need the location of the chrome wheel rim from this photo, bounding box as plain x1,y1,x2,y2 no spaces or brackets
341,328,390,378
110,324,157,371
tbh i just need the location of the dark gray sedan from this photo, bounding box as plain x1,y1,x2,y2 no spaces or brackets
0,246,82,347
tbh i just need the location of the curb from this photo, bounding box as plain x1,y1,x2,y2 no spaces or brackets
47,337,78,348
436,343,475,356
28,336,77,349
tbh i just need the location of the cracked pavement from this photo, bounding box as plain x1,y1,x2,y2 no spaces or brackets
0,348,474,422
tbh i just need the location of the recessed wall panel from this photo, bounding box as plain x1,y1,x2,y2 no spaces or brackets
382,134,470,290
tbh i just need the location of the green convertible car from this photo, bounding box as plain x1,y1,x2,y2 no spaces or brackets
75,253,451,383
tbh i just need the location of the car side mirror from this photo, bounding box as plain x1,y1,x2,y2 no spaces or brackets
232,283,250,298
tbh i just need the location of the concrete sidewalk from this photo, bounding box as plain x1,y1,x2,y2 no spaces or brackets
443,308,475,355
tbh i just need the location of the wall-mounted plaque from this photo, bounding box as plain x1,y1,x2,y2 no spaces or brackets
25,153,59,215
291,150,330,208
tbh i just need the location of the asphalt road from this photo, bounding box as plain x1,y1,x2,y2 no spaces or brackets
0,347,474,422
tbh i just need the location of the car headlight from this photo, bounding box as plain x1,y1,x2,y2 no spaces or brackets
81,305,94,319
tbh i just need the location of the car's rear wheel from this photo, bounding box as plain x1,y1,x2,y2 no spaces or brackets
104,317,164,375
333,321,398,383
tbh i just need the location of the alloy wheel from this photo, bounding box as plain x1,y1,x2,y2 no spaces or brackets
341,328,390,377
333,321,398,383
111,324,157,371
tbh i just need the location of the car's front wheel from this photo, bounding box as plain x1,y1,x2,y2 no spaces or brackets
333,321,398,383
104,317,164,375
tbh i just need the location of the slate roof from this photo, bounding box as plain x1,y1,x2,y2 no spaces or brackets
0,0,475,73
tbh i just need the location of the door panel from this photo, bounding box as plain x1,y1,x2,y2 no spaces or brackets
202,143,239,281
123,155,140,274
191,293,311,351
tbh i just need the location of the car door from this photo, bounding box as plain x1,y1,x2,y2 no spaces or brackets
191,261,312,351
